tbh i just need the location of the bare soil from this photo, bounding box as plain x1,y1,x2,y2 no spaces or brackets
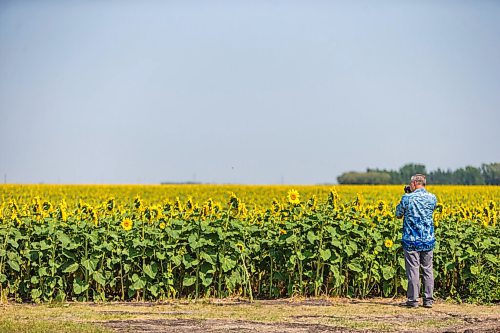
93,298,500,333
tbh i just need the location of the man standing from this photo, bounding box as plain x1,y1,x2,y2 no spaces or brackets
396,174,437,308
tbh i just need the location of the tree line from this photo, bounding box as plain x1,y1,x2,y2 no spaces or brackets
337,163,500,185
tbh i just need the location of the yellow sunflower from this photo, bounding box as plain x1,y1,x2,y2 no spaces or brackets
121,218,133,231
287,189,300,205
235,243,245,252
384,239,394,248
159,222,166,230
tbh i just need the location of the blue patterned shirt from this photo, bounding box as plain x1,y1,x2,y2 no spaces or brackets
396,188,437,252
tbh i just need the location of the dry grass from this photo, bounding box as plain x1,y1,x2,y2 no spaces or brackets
0,298,498,332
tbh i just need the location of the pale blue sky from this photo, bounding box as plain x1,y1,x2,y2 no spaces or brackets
1,0,499,184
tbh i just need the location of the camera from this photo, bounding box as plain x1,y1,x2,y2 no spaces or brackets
404,185,412,193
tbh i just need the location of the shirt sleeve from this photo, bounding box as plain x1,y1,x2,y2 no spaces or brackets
395,195,408,218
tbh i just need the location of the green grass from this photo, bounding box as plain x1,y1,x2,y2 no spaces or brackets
0,319,110,333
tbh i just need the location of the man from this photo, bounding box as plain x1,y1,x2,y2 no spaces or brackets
396,174,437,308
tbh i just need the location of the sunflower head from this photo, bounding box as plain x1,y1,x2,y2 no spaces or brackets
235,242,245,252
121,218,133,231
377,200,386,212
307,195,317,211
107,197,115,211
31,196,42,214
134,196,142,210
174,197,183,212
159,222,166,230
384,239,394,248
287,189,300,205
185,197,194,212
90,209,98,226
271,198,281,214
58,206,68,222
228,192,240,209
327,188,339,207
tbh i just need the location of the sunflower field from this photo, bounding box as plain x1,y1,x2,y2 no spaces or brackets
0,185,498,303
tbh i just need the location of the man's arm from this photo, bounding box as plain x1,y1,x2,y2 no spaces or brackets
395,196,407,218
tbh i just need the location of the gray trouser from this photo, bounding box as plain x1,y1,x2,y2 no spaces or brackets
404,249,434,305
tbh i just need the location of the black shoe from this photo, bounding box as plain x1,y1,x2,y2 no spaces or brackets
399,301,418,308
423,303,433,308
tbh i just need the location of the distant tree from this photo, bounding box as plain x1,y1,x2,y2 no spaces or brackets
366,168,399,184
398,163,427,183
428,168,454,184
337,171,391,184
453,166,485,185
481,163,500,185
336,163,498,185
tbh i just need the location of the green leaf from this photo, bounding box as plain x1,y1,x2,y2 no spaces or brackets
226,270,243,290
470,265,480,275
156,252,166,260
31,289,42,300
63,263,79,273
320,249,331,261
484,254,498,264
8,259,20,272
81,258,98,273
285,234,297,244
144,263,158,279
7,250,19,262
398,257,406,270
171,255,182,267
347,262,363,273
348,241,358,253
73,279,89,295
382,281,392,296
93,271,106,286
57,233,72,247
38,267,49,277
401,278,408,291
40,240,51,251
188,234,201,250
344,246,353,257
183,254,198,268
325,226,336,236
148,284,159,297
331,266,340,284
200,273,213,287
382,266,395,280
331,239,341,248
201,252,216,265
182,275,196,287
220,256,237,272
445,261,456,271
130,277,147,290
307,231,317,244
7,239,19,249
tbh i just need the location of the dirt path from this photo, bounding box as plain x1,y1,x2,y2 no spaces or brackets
94,299,500,333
